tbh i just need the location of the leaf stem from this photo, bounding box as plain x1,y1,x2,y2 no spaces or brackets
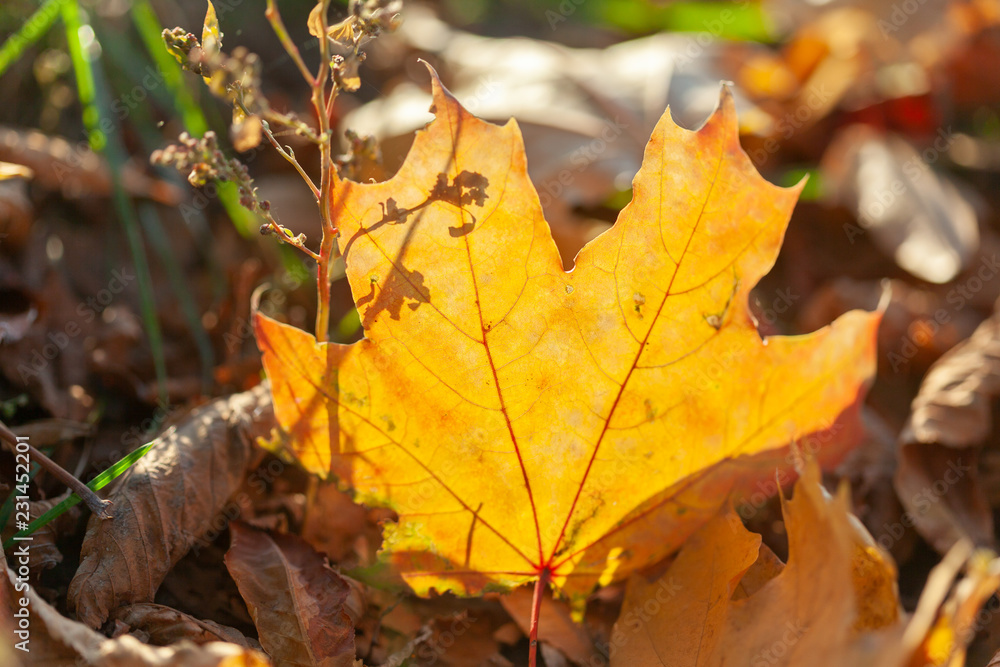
529,567,550,667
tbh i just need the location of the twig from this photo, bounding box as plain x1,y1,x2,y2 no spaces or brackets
260,211,321,261
265,0,315,86
261,120,321,198
311,0,336,343
0,420,112,520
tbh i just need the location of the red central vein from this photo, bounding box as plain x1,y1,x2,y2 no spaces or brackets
463,233,544,567
547,141,727,571
437,88,544,568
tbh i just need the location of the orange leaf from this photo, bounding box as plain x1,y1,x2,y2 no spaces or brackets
254,66,880,600
609,463,902,667
608,463,1000,667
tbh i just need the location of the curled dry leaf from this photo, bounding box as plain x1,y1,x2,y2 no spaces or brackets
610,463,906,667
0,126,182,204
308,2,358,45
223,521,358,667
0,544,271,666
114,602,256,648
822,125,979,285
68,383,275,628
255,67,880,602
896,297,1000,555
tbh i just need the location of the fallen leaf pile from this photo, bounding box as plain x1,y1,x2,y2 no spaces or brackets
610,462,1000,667
8,1,1000,664
68,383,274,628
896,295,1000,555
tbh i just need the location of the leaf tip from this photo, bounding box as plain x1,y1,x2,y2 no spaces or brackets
712,80,738,131
418,59,461,119
203,0,222,54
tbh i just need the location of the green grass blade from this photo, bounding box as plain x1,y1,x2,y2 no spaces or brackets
61,0,102,151
130,0,209,135
0,0,66,79
3,442,156,550
91,23,215,392
62,0,168,405
138,201,215,390
131,0,259,237
128,2,228,300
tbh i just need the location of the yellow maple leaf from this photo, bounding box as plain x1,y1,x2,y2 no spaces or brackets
254,69,880,603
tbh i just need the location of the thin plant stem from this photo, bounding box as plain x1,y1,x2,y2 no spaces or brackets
4,440,157,549
262,211,321,261
0,420,112,520
261,120,321,198
529,568,550,667
265,0,315,86
265,0,337,341
310,0,336,343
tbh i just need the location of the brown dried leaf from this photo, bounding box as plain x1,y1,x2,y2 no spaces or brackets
17,491,81,571
0,126,182,203
822,125,980,284
67,384,275,628
114,603,255,647
307,2,324,37
326,17,358,44
0,178,33,252
0,271,93,420
0,543,271,666
896,297,1000,555
301,481,384,565
413,613,510,667
224,521,358,667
